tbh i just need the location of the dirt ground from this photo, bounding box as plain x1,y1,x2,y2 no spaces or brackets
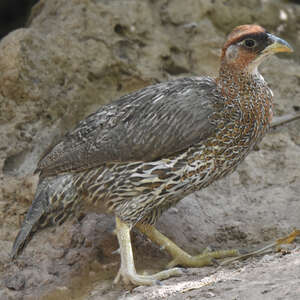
1,0,300,299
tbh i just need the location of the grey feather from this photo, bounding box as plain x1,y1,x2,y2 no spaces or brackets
11,187,49,259
36,77,223,176
11,175,79,258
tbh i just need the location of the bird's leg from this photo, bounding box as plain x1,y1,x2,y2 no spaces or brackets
113,217,183,286
136,223,239,268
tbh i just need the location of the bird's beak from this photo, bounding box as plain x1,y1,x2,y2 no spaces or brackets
264,33,293,54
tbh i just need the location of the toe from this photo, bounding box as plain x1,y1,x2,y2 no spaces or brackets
115,267,184,286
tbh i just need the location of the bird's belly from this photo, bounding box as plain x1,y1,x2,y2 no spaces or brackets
73,160,189,223
74,119,270,225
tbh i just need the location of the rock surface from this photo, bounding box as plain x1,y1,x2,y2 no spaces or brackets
0,0,300,299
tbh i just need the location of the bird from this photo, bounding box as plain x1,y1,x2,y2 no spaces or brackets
11,24,292,286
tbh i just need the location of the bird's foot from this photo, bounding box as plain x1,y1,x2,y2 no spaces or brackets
114,217,184,286
136,222,240,269
167,249,239,268
113,266,184,286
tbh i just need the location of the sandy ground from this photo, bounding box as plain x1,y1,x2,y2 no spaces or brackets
121,247,300,300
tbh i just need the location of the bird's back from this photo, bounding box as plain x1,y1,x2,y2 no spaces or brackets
36,77,222,177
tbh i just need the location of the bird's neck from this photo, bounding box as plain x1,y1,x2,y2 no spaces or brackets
216,62,274,132
216,62,267,100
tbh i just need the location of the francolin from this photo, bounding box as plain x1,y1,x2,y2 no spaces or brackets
12,25,292,286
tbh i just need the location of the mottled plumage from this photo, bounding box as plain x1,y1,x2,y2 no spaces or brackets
37,78,220,175
12,25,292,286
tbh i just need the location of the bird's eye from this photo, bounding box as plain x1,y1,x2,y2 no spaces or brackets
243,39,256,48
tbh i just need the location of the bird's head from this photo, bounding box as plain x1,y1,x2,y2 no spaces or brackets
221,24,293,75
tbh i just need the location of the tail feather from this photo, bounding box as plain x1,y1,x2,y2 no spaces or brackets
11,189,49,260
11,174,79,260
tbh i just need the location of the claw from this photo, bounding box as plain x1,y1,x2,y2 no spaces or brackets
181,267,189,274
111,248,120,255
155,280,162,286
210,258,219,266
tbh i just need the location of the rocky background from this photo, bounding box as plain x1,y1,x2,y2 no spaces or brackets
0,0,300,299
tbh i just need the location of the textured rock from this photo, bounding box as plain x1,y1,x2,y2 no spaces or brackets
0,0,299,299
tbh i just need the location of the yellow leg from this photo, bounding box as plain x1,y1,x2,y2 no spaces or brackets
136,223,239,268
114,217,183,286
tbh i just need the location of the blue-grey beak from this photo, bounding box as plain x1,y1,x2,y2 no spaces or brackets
264,33,293,54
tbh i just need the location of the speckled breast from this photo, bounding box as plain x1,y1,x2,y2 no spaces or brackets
183,73,273,189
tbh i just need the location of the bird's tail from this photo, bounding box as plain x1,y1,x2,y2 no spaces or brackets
11,175,79,260
11,187,50,260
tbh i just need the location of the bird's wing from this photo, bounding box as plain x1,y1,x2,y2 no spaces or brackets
37,77,224,176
